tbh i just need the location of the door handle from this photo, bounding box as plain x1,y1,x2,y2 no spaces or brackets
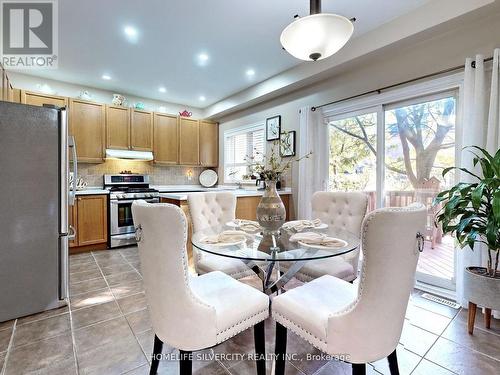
68,225,76,241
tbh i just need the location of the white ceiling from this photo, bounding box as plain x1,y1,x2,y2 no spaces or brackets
24,0,430,107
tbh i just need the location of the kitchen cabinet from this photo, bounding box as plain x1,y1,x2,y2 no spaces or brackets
235,195,290,221
131,109,153,151
70,194,108,249
179,117,199,165
199,120,218,167
153,113,178,164
21,90,68,107
69,99,106,163
9,87,20,103
106,105,130,150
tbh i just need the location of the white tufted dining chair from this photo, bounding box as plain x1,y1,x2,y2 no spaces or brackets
131,201,269,375
188,191,255,279
291,191,368,282
272,203,426,375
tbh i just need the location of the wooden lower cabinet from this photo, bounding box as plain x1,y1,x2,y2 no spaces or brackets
236,195,290,221
70,194,108,252
160,194,291,266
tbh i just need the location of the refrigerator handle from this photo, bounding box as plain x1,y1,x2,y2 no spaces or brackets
69,136,78,206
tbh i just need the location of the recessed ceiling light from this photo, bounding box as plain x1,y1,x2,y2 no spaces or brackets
246,69,256,77
158,87,167,93
102,74,111,80
199,95,206,102
124,26,139,42
197,53,209,66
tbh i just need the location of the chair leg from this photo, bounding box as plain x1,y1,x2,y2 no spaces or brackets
485,308,492,329
275,322,287,375
179,350,192,375
387,349,400,375
254,321,266,375
468,302,477,334
150,335,163,375
352,363,366,375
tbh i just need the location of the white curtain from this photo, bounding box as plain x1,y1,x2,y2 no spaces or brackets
457,50,500,309
297,106,329,219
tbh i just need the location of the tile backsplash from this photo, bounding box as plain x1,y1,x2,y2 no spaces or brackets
78,160,208,187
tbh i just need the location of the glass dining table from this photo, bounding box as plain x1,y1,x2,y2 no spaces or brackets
191,221,360,295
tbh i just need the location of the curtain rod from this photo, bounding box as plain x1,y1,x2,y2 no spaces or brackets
311,56,494,111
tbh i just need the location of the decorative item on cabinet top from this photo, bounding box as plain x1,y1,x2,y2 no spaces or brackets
179,109,193,117
112,93,126,106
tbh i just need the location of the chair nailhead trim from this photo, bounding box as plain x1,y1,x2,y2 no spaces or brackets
272,311,327,351
216,308,269,343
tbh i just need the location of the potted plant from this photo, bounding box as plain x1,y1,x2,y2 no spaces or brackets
434,146,500,334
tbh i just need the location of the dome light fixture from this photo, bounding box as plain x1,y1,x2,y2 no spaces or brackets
280,0,354,61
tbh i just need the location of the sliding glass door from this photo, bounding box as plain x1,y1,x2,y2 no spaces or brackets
328,109,378,211
327,91,458,290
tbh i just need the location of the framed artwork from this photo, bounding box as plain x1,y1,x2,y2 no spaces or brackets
280,131,296,157
266,115,281,141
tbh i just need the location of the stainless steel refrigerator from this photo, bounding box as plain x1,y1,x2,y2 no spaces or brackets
0,101,77,322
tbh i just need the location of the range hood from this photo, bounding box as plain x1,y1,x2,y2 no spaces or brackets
105,149,154,161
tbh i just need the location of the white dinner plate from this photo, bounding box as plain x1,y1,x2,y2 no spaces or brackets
200,238,246,247
283,221,328,230
199,169,218,187
298,238,347,250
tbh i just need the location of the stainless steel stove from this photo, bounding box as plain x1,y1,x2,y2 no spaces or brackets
104,174,159,248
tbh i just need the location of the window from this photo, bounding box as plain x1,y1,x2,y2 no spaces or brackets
224,124,265,182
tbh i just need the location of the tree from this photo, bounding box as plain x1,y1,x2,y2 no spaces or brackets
330,97,456,189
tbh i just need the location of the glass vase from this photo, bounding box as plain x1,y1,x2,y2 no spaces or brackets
256,180,286,235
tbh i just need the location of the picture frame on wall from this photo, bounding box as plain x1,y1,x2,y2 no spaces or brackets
266,115,281,141
280,131,296,157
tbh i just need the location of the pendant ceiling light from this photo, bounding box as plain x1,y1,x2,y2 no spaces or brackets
280,0,354,61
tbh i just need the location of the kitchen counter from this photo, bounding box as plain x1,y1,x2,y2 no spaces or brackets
151,184,237,193
159,187,292,201
75,188,109,195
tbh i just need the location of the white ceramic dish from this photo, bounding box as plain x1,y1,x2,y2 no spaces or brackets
298,238,347,250
199,169,218,187
200,238,246,247
283,221,328,230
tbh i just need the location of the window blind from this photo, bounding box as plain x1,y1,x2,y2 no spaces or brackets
224,125,265,181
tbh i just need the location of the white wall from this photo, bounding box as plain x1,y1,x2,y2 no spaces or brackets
216,7,500,217
8,72,204,118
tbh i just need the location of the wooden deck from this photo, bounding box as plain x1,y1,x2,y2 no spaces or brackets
417,235,455,280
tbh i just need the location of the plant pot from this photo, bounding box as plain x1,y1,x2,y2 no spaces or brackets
256,180,286,235
463,266,500,310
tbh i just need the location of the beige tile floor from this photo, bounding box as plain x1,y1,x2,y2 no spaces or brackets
1,247,499,375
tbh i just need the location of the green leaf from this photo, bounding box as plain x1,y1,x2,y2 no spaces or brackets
471,183,485,210
493,190,500,225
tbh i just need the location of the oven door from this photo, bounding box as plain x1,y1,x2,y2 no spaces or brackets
110,198,159,235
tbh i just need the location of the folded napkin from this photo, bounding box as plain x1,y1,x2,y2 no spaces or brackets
282,219,322,232
231,219,261,232
289,232,346,248
201,230,250,244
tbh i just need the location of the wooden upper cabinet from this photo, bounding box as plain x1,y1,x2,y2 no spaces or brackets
199,120,218,167
179,118,199,165
75,195,108,246
21,90,68,107
106,105,130,150
69,99,106,163
131,109,153,151
153,113,178,164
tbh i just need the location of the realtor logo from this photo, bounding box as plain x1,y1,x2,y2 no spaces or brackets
1,0,58,69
